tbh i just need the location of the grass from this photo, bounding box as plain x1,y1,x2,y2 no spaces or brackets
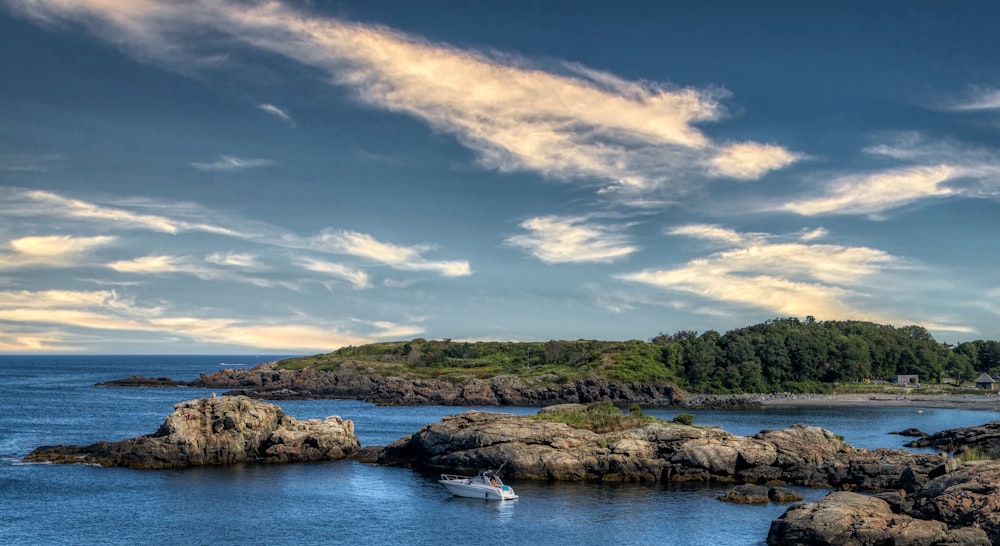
957,448,1000,462
531,401,662,433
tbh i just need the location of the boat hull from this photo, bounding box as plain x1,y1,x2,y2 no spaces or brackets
439,476,517,500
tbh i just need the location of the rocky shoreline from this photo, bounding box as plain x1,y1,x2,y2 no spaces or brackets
95,361,835,409
98,362,1000,412
26,396,1000,545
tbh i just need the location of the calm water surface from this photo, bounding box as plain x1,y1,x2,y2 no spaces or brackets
2,356,998,545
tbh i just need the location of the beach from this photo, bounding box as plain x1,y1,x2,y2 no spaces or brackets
761,393,1000,411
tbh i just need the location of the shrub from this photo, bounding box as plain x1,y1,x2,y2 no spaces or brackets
532,401,655,433
671,413,695,426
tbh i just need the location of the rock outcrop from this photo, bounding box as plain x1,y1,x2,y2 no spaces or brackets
25,396,359,468
100,361,690,407
906,421,1000,456
718,484,804,504
908,460,1000,542
767,491,990,546
368,409,948,491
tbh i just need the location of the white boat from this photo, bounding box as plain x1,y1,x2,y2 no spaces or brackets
439,469,517,500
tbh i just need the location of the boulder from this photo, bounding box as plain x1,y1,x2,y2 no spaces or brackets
25,396,359,468
891,428,929,437
769,486,805,503
908,460,1000,544
767,491,989,546
719,484,770,504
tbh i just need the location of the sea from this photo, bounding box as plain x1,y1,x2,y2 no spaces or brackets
3,355,999,546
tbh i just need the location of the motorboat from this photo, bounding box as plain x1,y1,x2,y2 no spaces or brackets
439,469,517,500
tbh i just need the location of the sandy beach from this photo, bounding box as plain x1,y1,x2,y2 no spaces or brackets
760,393,1000,411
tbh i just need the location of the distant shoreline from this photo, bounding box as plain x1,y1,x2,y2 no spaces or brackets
759,393,1000,411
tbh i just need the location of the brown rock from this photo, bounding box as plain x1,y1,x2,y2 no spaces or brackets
767,491,989,546
909,460,1000,544
769,486,805,503
719,484,770,504
371,410,945,491
25,396,359,468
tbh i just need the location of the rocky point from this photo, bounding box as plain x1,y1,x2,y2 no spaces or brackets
25,396,359,468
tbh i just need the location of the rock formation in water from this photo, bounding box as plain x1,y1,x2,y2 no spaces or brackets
905,421,1000,456
365,409,950,490
25,396,359,469
717,484,804,504
766,490,991,545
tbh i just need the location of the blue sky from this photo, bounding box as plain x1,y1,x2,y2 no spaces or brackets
2,1,1000,354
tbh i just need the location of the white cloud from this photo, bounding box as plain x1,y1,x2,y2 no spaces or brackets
505,215,638,264
191,155,273,171
107,255,189,274
311,229,471,277
782,132,1000,217
799,227,828,242
709,142,800,180
618,225,898,321
1,188,471,283
205,252,259,268
665,224,746,245
0,287,417,352
10,0,798,193
1,234,115,268
939,85,1000,112
783,165,957,216
1,188,238,236
298,257,371,289
257,102,294,125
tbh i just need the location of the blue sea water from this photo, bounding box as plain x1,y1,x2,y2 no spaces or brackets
2,355,998,546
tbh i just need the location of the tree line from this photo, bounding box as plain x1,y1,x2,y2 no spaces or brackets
650,317,1000,393
299,317,1000,394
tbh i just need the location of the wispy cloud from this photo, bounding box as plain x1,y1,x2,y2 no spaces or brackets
297,257,371,289
665,224,747,245
618,225,902,321
782,130,1000,216
783,165,958,217
0,288,419,352
9,0,798,194
0,234,116,269
107,255,192,275
257,102,294,125
505,215,638,264
0,152,63,172
310,229,472,277
1,188,238,236
191,155,273,171
205,252,259,268
937,85,1000,112
1,188,472,281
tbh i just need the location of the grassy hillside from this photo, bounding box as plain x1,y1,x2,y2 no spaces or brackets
278,338,681,384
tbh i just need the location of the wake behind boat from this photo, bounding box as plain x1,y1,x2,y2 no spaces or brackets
439,469,517,500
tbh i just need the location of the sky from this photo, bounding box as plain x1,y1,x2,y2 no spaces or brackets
2,1,1000,354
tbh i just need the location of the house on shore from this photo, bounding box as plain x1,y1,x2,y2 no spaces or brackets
889,374,919,387
975,373,995,390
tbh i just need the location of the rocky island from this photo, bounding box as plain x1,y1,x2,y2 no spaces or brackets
26,396,359,468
